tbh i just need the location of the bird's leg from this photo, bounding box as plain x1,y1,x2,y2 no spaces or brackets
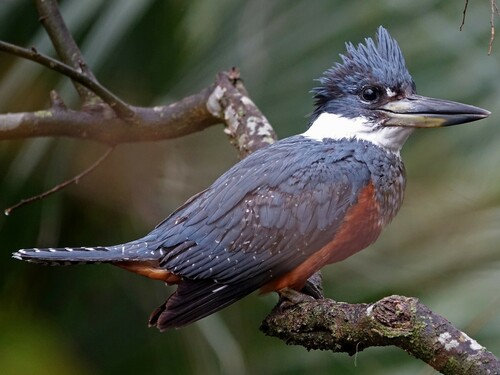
301,271,324,299
277,271,324,310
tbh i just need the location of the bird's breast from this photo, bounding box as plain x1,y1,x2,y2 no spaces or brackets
261,181,384,292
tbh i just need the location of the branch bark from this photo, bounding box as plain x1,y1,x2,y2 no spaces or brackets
261,295,500,374
0,69,275,148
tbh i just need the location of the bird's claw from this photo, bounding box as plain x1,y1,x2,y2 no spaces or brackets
277,287,317,310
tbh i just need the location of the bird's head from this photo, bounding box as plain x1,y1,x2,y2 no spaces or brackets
305,26,490,153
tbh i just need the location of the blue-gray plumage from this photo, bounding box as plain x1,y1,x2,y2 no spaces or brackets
157,137,403,276
12,27,489,330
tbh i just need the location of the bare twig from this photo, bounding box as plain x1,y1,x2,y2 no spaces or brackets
35,0,98,103
261,296,500,375
4,146,114,215
489,0,500,55
460,0,500,55
460,0,469,31
0,41,134,118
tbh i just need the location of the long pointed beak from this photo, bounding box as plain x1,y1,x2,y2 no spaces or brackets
379,95,490,128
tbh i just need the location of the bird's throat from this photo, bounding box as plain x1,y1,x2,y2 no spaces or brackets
303,112,414,154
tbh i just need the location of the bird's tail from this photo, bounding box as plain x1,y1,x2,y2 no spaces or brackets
12,239,160,266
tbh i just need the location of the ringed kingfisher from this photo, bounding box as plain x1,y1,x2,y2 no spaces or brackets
13,27,489,331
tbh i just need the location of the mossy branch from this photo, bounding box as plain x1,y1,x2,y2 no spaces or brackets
261,295,500,375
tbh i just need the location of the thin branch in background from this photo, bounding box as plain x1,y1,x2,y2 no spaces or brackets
4,146,114,216
460,0,469,31
489,0,500,54
460,0,500,55
35,0,98,103
0,41,135,118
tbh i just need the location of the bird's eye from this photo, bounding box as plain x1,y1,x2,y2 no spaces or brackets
360,86,381,103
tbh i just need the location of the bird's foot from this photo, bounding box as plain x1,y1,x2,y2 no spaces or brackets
277,288,317,311
277,272,324,310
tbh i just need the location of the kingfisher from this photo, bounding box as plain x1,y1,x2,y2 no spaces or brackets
12,27,489,331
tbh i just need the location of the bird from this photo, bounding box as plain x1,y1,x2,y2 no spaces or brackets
12,26,490,331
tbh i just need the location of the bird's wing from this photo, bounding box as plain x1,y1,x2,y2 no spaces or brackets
160,165,368,283
148,137,375,329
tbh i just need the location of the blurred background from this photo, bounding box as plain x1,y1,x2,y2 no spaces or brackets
0,1,499,374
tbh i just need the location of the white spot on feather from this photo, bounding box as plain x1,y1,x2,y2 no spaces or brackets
386,88,397,97
212,285,228,293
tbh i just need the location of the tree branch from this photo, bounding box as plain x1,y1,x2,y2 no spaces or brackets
35,0,98,103
0,40,134,118
0,69,275,150
207,69,276,157
261,295,500,375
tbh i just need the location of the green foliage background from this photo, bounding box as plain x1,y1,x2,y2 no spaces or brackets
0,1,499,374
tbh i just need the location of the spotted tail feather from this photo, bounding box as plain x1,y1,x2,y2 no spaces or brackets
12,239,161,266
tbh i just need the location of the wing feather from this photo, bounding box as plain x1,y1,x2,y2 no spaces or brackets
147,137,377,328
158,138,371,283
